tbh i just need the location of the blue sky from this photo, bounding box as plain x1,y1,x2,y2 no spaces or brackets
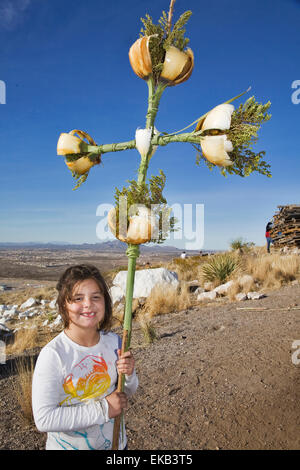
0,0,299,250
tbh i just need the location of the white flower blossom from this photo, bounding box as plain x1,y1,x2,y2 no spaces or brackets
135,127,160,159
135,128,152,158
201,104,234,131
201,135,233,167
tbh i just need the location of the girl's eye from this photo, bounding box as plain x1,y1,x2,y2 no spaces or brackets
93,296,102,301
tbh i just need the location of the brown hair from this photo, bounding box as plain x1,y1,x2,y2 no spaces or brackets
56,264,112,331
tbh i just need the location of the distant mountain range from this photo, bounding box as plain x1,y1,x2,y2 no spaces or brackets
0,240,191,253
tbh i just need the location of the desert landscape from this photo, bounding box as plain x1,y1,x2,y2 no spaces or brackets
0,243,299,450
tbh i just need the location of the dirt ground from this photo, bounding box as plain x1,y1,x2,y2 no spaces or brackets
0,282,299,450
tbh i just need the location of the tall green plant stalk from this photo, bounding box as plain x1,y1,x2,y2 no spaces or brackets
112,77,166,450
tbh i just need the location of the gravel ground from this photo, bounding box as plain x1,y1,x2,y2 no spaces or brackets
0,283,299,450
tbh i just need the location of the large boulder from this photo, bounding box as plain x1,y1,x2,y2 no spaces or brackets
110,268,179,304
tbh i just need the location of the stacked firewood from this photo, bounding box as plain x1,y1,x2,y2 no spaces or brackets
270,204,300,248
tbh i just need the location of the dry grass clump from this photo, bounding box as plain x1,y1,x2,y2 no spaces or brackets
6,327,38,355
5,324,55,355
137,313,158,344
13,356,35,425
244,253,300,289
227,281,243,301
226,277,256,301
143,282,191,317
166,255,208,282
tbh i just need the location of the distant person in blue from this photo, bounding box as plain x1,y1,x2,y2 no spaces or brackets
265,222,273,253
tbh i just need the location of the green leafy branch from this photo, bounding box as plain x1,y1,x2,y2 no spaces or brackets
114,170,177,244
195,96,272,178
140,10,192,83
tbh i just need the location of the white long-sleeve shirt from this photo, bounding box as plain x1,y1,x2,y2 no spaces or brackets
32,330,138,450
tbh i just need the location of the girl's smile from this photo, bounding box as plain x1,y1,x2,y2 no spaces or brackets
65,278,106,344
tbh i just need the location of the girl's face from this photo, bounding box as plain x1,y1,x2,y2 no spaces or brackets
65,278,105,331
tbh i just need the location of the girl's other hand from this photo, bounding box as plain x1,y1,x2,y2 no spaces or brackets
105,391,128,418
116,349,135,376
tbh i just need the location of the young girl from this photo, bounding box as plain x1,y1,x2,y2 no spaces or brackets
32,264,138,450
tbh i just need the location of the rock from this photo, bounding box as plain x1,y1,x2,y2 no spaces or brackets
42,319,49,326
18,311,29,319
187,280,201,293
247,291,266,300
3,308,19,320
197,291,217,301
20,297,37,310
0,284,11,291
28,309,40,318
49,299,57,309
194,287,205,295
238,275,254,286
110,268,179,304
51,315,62,328
235,293,248,301
0,320,10,330
204,281,214,291
213,280,234,295
110,286,124,304
0,305,6,313
0,321,13,342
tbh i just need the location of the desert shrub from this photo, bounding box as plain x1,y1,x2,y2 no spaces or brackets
6,327,38,355
143,282,191,317
166,255,207,282
200,253,240,285
13,356,35,425
227,281,243,301
137,314,158,344
245,253,300,289
230,237,255,251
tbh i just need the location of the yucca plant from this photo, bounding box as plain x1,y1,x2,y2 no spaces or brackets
201,253,240,284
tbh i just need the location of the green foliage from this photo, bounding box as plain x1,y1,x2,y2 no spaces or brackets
201,253,240,284
140,10,192,84
230,237,255,251
114,170,177,244
195,96,272,178
71,172,88,191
